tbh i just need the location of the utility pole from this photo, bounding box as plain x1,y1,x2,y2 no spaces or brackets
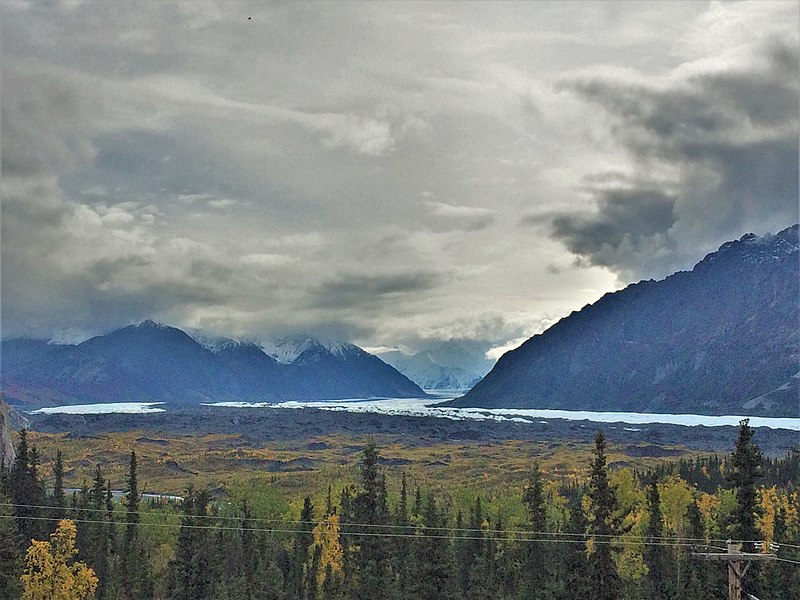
693,542,776,600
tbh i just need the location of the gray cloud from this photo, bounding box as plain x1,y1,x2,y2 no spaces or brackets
310,270,443,310
2,1,796,352
424,200,495,232
552,189,677,276
550,36,799,279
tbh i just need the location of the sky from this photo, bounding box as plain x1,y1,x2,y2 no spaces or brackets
2,1,798,355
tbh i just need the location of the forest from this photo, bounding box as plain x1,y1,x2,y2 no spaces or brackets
1,420,798,600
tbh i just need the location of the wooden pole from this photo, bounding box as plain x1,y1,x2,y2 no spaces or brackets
693,541,774,600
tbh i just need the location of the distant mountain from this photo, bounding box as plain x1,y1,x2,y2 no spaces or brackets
0,321,426,407
380,340,495,390
446,225,800,417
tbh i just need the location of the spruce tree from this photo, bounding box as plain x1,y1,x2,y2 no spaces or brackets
350,440,392,600
173,489,213,600
0,489,22,598
557,494,590,600
643,477,671,600
292,496,315,597
240,501,259,599
88,465,111,599
588,431,620,600
409,492,457,600
459,496,487,598
729,419,763,550
392,471,412,596
11,429,45,545
519,462,547,599
52,449,66,520
121,450,149,599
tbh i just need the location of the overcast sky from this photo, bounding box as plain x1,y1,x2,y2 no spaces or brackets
2,1,798,353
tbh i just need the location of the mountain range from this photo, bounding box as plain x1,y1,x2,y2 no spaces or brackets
0,322,425,407
445,225,800,417
378,340,495,390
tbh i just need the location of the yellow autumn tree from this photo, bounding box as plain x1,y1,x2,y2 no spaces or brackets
20,519,98,600
312,513,343,588
659,476,692,537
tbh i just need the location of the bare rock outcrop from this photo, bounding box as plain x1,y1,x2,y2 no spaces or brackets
0,394,17,468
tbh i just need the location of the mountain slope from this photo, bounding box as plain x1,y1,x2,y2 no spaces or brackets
446,225,800,417
1,323,425,406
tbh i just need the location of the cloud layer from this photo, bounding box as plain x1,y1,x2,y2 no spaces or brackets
2,1,797,350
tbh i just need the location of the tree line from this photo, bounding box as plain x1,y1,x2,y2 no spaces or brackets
1,420,798,599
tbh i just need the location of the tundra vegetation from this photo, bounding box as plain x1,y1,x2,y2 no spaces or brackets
1,422,798,599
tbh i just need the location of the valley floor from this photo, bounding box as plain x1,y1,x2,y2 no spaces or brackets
23,404,798,496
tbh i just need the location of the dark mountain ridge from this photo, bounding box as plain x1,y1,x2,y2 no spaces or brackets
446,225,800,417
0,321,426,407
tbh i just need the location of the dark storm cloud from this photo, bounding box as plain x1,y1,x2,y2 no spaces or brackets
552,189,677,272
310,270,442,310
549,38,799,279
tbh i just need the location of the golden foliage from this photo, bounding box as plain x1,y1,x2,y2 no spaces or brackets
20,519,98,600
696,492,720,536
658,476,692,536
312,513,343,587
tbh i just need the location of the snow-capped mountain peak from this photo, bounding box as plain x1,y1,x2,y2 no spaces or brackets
259,336,360,364
184,328,239,353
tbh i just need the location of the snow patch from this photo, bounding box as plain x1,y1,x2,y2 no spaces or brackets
203,398,800,431
31,402,166,415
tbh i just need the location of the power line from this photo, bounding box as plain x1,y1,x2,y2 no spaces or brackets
0,514,731,548
0,502,750,545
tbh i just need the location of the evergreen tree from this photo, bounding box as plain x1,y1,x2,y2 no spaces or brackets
588,431,621,600
338,486,354,594
124,451,139,539
409,492,457,600
74,481,90,566
459,496,487,598
683,499,719,600
292,496,315,597
302,544,321,599
172,489,213,600
325,484,334,517
729,419,764,597
350,440,393,600
88,465,111,599
557,494,590,600
392,471,412,596
11,430,45,545
120,450,150,599
729,419,763,550
397,472,408,525
321,561,343,600
519,462,547,599
240,501,260,599
51,450,65,521
0,489,22,598
643,477,671,600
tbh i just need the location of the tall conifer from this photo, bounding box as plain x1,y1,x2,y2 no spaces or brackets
52,450,65,520
644,477,671,600
588,431,620,600
729,419,763,550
